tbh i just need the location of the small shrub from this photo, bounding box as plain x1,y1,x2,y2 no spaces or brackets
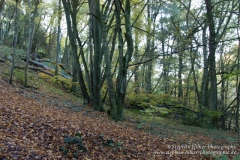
37,51,48,59
182,109,222,128
13,69,25,84
142,105,171,117
182,112,197,126
102,139,125,153
59,133,87,159
203,109,222,120
126,92,151,110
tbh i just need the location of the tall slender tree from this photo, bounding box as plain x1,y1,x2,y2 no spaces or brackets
9,0,19,85
55,0,62,76
24,0,40,87
91,0,104,111
0,0,5,14
204,0,218,111
62,0,90,104
235,0,240,132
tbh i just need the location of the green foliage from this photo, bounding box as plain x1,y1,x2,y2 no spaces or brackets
0,45,25,60
125,92,182,110
9,66,41,86
37,51,48,59
113,141,124,151
137,122,144,129
233,154,240,160
126,92,151,109
214,154,240,160
126,91,224,129
59,133,87,159
182,109,222,128
142,105,171,116
203,109,222,119
220,154,229,160
149,94,175,106
13,69,25,84
103,139,125,153
182,111,197,126
197,117,213,128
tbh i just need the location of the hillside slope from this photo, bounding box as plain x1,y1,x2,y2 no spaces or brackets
0,60,239,159
0,80,211,159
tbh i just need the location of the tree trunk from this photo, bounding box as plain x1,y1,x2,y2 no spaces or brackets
236,1,240,132
103,20,117,118
9,0,18,84
199,24,209,111
62,0,90,104
178,52,183,97
113,0,124,120
134,33,140,93
112,0,133,121
0,0,5,14
145,1,152,93
55,0,61,76
204,0,218,111
87,1,94,103
161,13,169,94
91,0,104,111
62,31,71,71
24,0,39,87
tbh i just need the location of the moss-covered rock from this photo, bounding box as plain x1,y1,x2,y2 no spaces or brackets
38,73,72,91
142,105,171,117
125,92,183,110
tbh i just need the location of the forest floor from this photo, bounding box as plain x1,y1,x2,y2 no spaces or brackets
0,59,240,159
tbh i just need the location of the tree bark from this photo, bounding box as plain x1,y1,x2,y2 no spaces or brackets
9,0,18,84
91,0,104,111
178,52,183,97
0,0,5,14
62,0,90,104
204,0,218,111
145,1,152,93
236,0,240,132
112,0,133,121
24,0,40,87
199,24,208,111
55,0,62,76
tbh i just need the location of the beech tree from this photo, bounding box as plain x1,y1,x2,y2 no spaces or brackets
236,0,240,132
107,0,133,120
9,0,19,84
1,0,239,127
62,0,90,104
55,0,62,76
24,0,40,87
